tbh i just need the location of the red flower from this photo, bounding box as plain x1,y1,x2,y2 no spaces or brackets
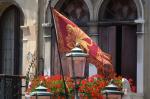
81,80,87,85
26,73,137,98
78,74,106,98
47,88,51,92
131,86,136,92
128,78,136,92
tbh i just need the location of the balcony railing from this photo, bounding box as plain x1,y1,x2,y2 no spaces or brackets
0,74,26,99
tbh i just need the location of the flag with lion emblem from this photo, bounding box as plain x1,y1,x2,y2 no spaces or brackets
52,9,113,75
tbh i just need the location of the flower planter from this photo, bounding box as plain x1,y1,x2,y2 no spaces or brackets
79,96,101,99
26,75,136,99
103,95,122,99
29,95,71,99
27,95,123,99
28,93,144,99
51,95,66,99
28,95,103,99
30,96,51,99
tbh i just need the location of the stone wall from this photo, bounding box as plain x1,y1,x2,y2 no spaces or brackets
17,0,38,76
144,0,150,99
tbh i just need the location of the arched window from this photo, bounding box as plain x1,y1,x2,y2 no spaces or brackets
55,0,90,26
48,0,90,75
0,5,23,75
98,0,137,82
99,0,137,21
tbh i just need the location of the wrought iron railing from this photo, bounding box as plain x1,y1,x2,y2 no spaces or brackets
0,74,26,99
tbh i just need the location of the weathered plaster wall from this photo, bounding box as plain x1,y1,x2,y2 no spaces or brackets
14,0,39,76
144,0,150,99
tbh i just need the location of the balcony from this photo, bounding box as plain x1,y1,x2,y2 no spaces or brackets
0,74,25,99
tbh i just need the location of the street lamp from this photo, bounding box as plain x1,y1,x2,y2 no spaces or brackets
30,85,52,99
66,46,88,99
102,81,124,99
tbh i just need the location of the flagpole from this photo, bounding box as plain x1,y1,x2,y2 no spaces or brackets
48,0,68,98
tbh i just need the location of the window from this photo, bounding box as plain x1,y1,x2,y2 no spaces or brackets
0,5,23,75
99,0,137,21
99,0,137,82
55,0,90,26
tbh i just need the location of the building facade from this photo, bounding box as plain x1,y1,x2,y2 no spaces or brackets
0,0,150,99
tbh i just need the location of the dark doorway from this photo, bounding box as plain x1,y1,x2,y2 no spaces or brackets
0,5,23,75
0,5,23,99
121,25,137,81
99,0,138,82
99,25,137,81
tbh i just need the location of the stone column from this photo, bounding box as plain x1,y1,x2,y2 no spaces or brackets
42,23,52,75
87,21,99,76
137,31,144,94
37,0,49,75
135,19,145,94
20,25,30,76
88,21,99,43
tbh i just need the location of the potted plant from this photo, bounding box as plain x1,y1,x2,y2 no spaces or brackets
78,74,107,99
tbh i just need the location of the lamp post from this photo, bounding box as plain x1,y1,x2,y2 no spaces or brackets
30,85,52,99
66,46,88,99
102,81,124,99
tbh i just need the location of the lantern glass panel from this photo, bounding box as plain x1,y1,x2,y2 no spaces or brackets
67,56,86,78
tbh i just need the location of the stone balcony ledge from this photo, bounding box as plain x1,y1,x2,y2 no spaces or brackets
123,93,143,99
24,93,143,99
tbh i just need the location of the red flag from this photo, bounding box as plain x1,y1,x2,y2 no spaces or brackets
52,9,113,74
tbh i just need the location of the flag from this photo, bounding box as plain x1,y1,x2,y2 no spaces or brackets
52,9,113,74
